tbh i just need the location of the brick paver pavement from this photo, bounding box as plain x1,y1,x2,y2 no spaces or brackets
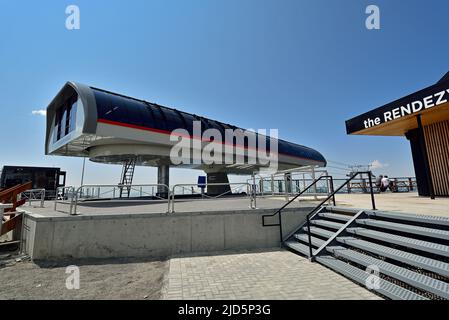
162,249,381,300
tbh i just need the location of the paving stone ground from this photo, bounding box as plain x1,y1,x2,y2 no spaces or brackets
162,249,382,300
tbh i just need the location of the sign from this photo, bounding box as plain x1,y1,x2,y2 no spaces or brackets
197,176,206,189
346,80,449,134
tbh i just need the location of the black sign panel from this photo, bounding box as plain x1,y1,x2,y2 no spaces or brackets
345,79,449,134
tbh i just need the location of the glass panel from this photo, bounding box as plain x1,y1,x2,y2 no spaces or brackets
54,108,63,141
61,107,67,137
69,100,77,133
65,104,71,135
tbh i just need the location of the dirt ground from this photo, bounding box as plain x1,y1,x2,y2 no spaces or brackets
0,251,169,300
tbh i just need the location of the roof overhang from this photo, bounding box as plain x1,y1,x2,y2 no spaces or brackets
345,72,449,136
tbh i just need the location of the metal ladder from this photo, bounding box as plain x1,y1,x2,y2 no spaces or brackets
119,158,136,198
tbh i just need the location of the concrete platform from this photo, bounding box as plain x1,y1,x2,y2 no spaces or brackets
26,196,320,218
21,197,316,261
333,192,449,217
18,192,448,261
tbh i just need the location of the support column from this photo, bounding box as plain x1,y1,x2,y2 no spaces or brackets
206,172,231,196
417,115,435,199
157,165,170,198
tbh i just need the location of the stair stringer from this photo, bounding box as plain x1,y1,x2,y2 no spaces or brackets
312,210,368,260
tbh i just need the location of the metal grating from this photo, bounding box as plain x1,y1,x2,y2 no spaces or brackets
336,237,449,278
294,234,326,248
366,210,449,226
347,227,449,258
326,246,449,299
302,226,334,239
318,212,352,222
355,219,449,240
316,255,428,300
311,219,345,230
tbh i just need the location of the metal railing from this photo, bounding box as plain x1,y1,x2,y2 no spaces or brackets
72,184,171,215
304,172,376,260
262,171,377,260
171,182,256,213
20,189,46,208
262,175,335,245
250,168,330,199
54,186,76,213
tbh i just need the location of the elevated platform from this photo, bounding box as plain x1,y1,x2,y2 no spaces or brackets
333,192,449,217
19,193,449,262
21,197,317,261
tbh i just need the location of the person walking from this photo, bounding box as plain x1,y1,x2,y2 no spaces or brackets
375,175,383,192
380,175,390,192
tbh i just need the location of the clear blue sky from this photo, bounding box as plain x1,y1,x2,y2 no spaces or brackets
1,0,448,186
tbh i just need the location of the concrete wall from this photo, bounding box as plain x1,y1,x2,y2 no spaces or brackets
24,207,311,260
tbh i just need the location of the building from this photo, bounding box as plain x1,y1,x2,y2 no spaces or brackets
45,82,326,192
0,165,66,198
346,71,449,198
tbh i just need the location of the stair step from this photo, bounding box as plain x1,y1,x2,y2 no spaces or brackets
315,255,427,300
318,212,352,222
284,240,314,257
326,206,360,215
303,226,334,239
366,210,449,227
356,219,449,240
311,219,345,230
336,237,449,278
294,234,326,248
347,227,449,258
327,246,449,299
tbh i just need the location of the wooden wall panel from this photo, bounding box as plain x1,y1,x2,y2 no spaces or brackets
424,120,449,196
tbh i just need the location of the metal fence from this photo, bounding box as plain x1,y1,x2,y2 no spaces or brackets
20,189,46,208
71,184,171,215
52,182,256,215
256,176,417,195
54,186,76,213
49,175,417,216
170,182,256,213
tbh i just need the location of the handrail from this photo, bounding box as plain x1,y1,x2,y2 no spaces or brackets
303,171,376,260
73,184,171,215
171,182,256,213
21,189,46,208
54,186,76,213
262,175,335,244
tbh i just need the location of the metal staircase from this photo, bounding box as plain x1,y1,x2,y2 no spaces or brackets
284,206,449,300
262,172,449,300
118,158,136,198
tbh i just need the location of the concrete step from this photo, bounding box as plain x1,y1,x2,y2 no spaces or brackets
336,237,449,278
327,246,449,299
347,227,449,258
318,212,352,222
310,219,345,230
303,226,334,239
294,233,326,248
366,210,449,227
316,255,428,300
356,219,449,240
